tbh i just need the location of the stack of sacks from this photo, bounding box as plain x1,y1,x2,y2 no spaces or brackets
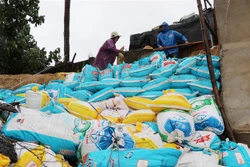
0,51,229,167
188,54,221,95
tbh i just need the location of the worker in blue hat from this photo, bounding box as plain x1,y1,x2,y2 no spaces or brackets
157,22,188,58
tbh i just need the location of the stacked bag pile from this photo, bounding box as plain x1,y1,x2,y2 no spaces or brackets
0,51,250,167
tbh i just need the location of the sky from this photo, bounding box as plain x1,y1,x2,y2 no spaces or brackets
30,0,209,63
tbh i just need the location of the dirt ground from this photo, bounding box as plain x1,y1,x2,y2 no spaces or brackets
0,73,69,90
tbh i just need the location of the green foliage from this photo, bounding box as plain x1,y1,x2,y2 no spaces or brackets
0,0,61,74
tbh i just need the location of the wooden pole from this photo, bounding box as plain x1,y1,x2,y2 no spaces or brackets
196,0,236,142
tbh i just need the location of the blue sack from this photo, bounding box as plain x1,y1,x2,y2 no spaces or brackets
129,65,156,77
84,148,181,167
150,64,177,79
149,51,166,66
120,77,149,87
137,91,163,100
190,66,221,80
143,78,171,91
120,64,139,79
114,87,142,97
66,90,93,101
95,79,120,90
1,112,81,160
139,57,150,66
13,83,44,94
219,140,250,167
172,88,198,99
175,57,196,74
81,65,99,83
40,98,67,114
0,89,12,100
75,81,99,92
196,54,221,68
113,63,125,79
88,87,114,102
57,84,73,98
4,95,26,104
170,74,198,88
63,81,80,90
187,80,221,95
98,64,113,81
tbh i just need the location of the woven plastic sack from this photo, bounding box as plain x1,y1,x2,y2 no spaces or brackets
150,64,178,79
157,109,195,142
122,109,156,124
120,64,138,79
177,151,220,167
196,54,221,68
13,83,44,94
129,65,156,77
190,66,221,80
170,74,198,88
189,95,224,135
63,81,80,90
113,87,142,97
124,122,163,149
187,80,221,95
149,51,166,65
186,131,221,151
175,57,196,74
150,92,192,113
1,112,82,159
124,96,152,110
80,65,99,83
143,78,171,92
113,63,125,79
65,100,101,120
120,77,149,87
80,122,135,163
139,56,150,66
75,81,100,92
137,91,164,100
171,88,198,99
66,90,93,101
98,64,113,81
57,84,73,98
161,59,178,67
95,78,120,90
83,148,181,167
219,140,250,167
88,87,114,102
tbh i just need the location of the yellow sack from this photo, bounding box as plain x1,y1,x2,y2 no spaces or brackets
55,154,72,167
124,97,152,110
150,92,192,113
65,101,101,120
57,98,78,106
126,123,162,149
0,154,10,167
15,93,26,97
14,145,45,167
97,115,123,123
122,109,156,124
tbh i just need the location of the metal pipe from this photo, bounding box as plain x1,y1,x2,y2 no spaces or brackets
196,0,236,142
